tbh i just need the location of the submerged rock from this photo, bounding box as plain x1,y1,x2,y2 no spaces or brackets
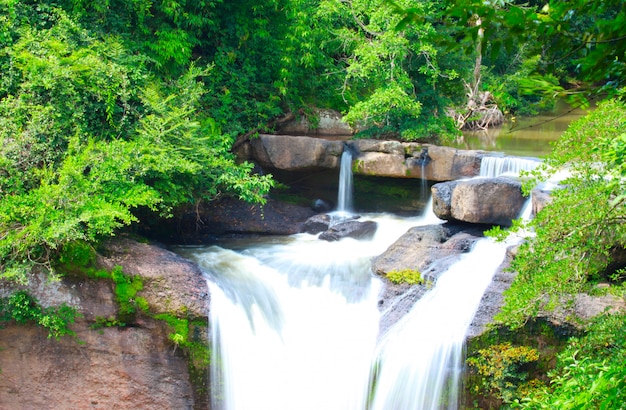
318,220,378,241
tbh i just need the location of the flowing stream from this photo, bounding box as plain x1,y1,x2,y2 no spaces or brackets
177,151,531,410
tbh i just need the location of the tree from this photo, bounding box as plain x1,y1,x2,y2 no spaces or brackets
317,0,467,140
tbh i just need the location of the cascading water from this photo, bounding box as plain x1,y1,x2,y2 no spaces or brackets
180,150,523,410
368,239,511,410
183,213,431,410
337,147,354,214
479,155,541,178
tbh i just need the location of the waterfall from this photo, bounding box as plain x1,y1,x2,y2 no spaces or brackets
479,155,540,178
369,238,510,409
185,213,431,410
337,148,354,214
179,153,518,410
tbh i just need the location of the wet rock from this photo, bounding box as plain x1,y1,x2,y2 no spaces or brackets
531,187,554,216
302,213,332,234
318,220,378,241
311,198,334,213
373,223,486,334
143,197,317,243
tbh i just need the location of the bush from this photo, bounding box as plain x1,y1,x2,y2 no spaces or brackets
0,291,79,339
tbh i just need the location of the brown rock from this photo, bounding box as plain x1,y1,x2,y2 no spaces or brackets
432,177,527,226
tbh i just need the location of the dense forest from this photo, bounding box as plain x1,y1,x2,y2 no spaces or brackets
1,0,625,407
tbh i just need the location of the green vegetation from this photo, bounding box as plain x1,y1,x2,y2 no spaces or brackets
467,342,539,404
0,290,79,339
492,100,626,328
515,313,626,409
386,268,424,285
482,99,626,406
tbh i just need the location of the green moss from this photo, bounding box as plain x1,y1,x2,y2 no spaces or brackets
386,268,423,285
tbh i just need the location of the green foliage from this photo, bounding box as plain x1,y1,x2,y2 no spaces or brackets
0,290,79,339
467,342,540,403
515,313,626,409
154,313,210,368
496,100,626,328
318,0,466,141
386,268,424,285
0,4,274,284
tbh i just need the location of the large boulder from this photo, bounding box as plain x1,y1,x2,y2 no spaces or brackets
349,142,485,181
351,151,408,178
421,145,483,181
250,134,344,171
432,177,527,226
0,237,210,409
96,237,209,318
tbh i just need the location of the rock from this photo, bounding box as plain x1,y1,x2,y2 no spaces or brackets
96,237,210,319
311,198,334,212
531,187,553,216
421,145,483,181
276,109,353,136
348,139,405,155
373,223,487,334
243,135,490,182
250,134,344,171
372,223,485,278
318,220,378,241
432,177,527,226
0,237,210,408
352,151,409,178
0,320,197,410
302,214,332,234
143,197,317,243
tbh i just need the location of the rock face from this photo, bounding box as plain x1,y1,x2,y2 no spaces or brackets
432,177,527,226
0,237,210,409
349,142,484,181
244,135,486,181
276,108,354,136
250,134,344,171
373,223,487,334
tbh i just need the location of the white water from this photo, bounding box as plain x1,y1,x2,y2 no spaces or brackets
337,149,354,214
184,212,434,410
369,238,511,410
177,152,531,410
479,155,541,178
